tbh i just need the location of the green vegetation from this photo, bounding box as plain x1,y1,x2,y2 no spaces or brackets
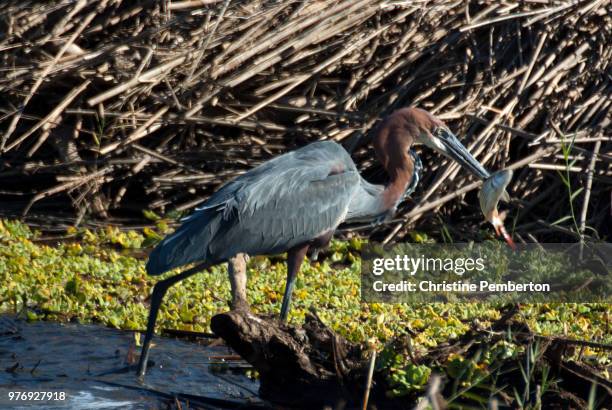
1,219,609,405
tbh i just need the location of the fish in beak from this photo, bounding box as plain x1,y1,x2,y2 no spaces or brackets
425,127,515,249
479,169,516,249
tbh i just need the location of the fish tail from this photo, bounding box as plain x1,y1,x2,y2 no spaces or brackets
499,225,516,250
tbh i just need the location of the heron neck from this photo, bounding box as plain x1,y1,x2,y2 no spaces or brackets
371,121,416,211
382,159,414,210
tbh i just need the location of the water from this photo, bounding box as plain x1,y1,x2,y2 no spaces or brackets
0,317,264,409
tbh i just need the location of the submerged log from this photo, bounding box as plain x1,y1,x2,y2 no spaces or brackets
210,310,371,407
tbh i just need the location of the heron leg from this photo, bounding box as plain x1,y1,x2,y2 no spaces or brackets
280,244,309,322
228,253,250,311
137,262,208,379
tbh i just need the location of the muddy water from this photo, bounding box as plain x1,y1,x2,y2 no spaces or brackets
0,316,263,409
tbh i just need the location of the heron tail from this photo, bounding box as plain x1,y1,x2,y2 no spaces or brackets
146,208,223,276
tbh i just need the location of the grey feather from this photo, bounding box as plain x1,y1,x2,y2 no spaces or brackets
345,149,422,224
146,141,360,275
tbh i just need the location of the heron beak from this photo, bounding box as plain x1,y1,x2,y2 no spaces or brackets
431,128,490,180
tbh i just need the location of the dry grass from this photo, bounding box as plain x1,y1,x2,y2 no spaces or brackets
0,0,609,242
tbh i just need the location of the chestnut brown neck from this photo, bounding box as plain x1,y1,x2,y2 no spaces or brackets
372,116,416,210
382,153,414,209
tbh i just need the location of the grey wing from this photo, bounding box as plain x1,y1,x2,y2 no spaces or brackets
210,141,360,259
147,141,359,275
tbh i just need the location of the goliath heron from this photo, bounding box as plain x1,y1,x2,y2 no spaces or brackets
136,107,495,378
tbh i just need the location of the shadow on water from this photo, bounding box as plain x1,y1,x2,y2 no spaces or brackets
0,316,266,409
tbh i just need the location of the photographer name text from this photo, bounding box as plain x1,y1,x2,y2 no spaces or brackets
372,280,550,293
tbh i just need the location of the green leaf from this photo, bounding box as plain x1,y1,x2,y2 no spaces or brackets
551,215,573,226
143,210,161,221
570,187,584,202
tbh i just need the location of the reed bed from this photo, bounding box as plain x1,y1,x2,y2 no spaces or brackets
0,0,609,242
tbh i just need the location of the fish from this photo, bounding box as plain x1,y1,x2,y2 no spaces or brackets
479,169,515,249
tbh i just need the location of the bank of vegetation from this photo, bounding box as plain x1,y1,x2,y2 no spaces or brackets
1,220,610,407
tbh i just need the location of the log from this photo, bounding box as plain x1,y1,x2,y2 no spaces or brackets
209,307,612,408
210,310,370,407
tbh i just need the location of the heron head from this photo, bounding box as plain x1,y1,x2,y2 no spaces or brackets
374,107,490,180
406,108,490,180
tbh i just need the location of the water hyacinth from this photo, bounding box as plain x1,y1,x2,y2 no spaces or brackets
0,220,610,402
